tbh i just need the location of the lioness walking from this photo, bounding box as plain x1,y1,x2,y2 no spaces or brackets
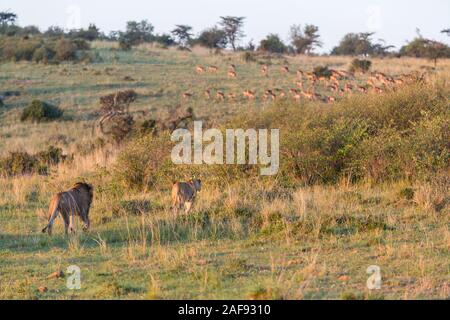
41,182,94,235
171,179,201,215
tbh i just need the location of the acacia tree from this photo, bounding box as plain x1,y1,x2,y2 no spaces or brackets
197,26,227,49
68,23,101,41
119,20,154,49
290,24,322,55
0,11,18,35
442,28,450,36
171,25,193,47
401,38,450,66
427,41,450,66
258,34,287,53
331,32,393,56
45,26,65,38
219,16,245,51
0,11,17,26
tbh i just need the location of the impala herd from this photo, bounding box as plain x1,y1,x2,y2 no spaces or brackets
186,63,419,104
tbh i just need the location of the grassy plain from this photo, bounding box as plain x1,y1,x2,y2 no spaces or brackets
0,43,448,299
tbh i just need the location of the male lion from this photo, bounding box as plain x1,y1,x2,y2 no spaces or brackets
41,182,94,235
171,179,201,215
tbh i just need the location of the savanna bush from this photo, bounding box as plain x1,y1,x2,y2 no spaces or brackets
226,80,449,184
32,46,55,63
20,100,63,123
313,65,332,78
113,133,175,191
242,51,257,63
112,80,449,190
0,36,91,63
0,146,65,177
349,59,372,73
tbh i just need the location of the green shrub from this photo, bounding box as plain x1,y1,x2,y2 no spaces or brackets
313,65,332,78
0,36,91,63
54,38,78,61
111,80,449,190
349,59,372,73
258,34,287,54
229,81,449,184
36,145,64,166
113,133,175,191
32,46,55,63
0,146,66,177
118,37,133,50
242,51,257,63
20,100,63,123
3,38,42,61
71,38,90,50
399,187,415,200
0,152,40,176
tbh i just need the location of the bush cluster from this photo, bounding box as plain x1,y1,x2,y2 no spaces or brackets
112,80,449,191
349,59,372,73
20,100,63,123
0,146,65,177
0,36,92,63
313,65,332,78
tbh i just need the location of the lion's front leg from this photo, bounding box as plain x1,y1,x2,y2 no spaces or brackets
80,209,90,232
62,212,70,235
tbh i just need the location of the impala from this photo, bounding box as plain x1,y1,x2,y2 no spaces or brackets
261,65,268,76
216,91,225,101
344,83,353,93
196,66,206,74
243,90,256,100
306,73,317,81
301,91,315,101
330,72,339,82
330,75,340,83
374,87,384,94
208,65,219,73
328,84,339,92
183,92,193,99
275,89,286,98
367,78,376,88
264,90,276,101
357,86,368,93
228,70,237,78
228,92,236,100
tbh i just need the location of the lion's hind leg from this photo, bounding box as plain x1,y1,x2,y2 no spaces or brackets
42,194,62,236
184,201,193,215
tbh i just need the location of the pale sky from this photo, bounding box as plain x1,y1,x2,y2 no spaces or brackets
2,0,449,52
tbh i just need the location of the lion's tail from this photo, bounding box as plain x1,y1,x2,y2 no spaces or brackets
42,193,62,236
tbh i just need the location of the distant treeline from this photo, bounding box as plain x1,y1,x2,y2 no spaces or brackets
0,11,449,63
